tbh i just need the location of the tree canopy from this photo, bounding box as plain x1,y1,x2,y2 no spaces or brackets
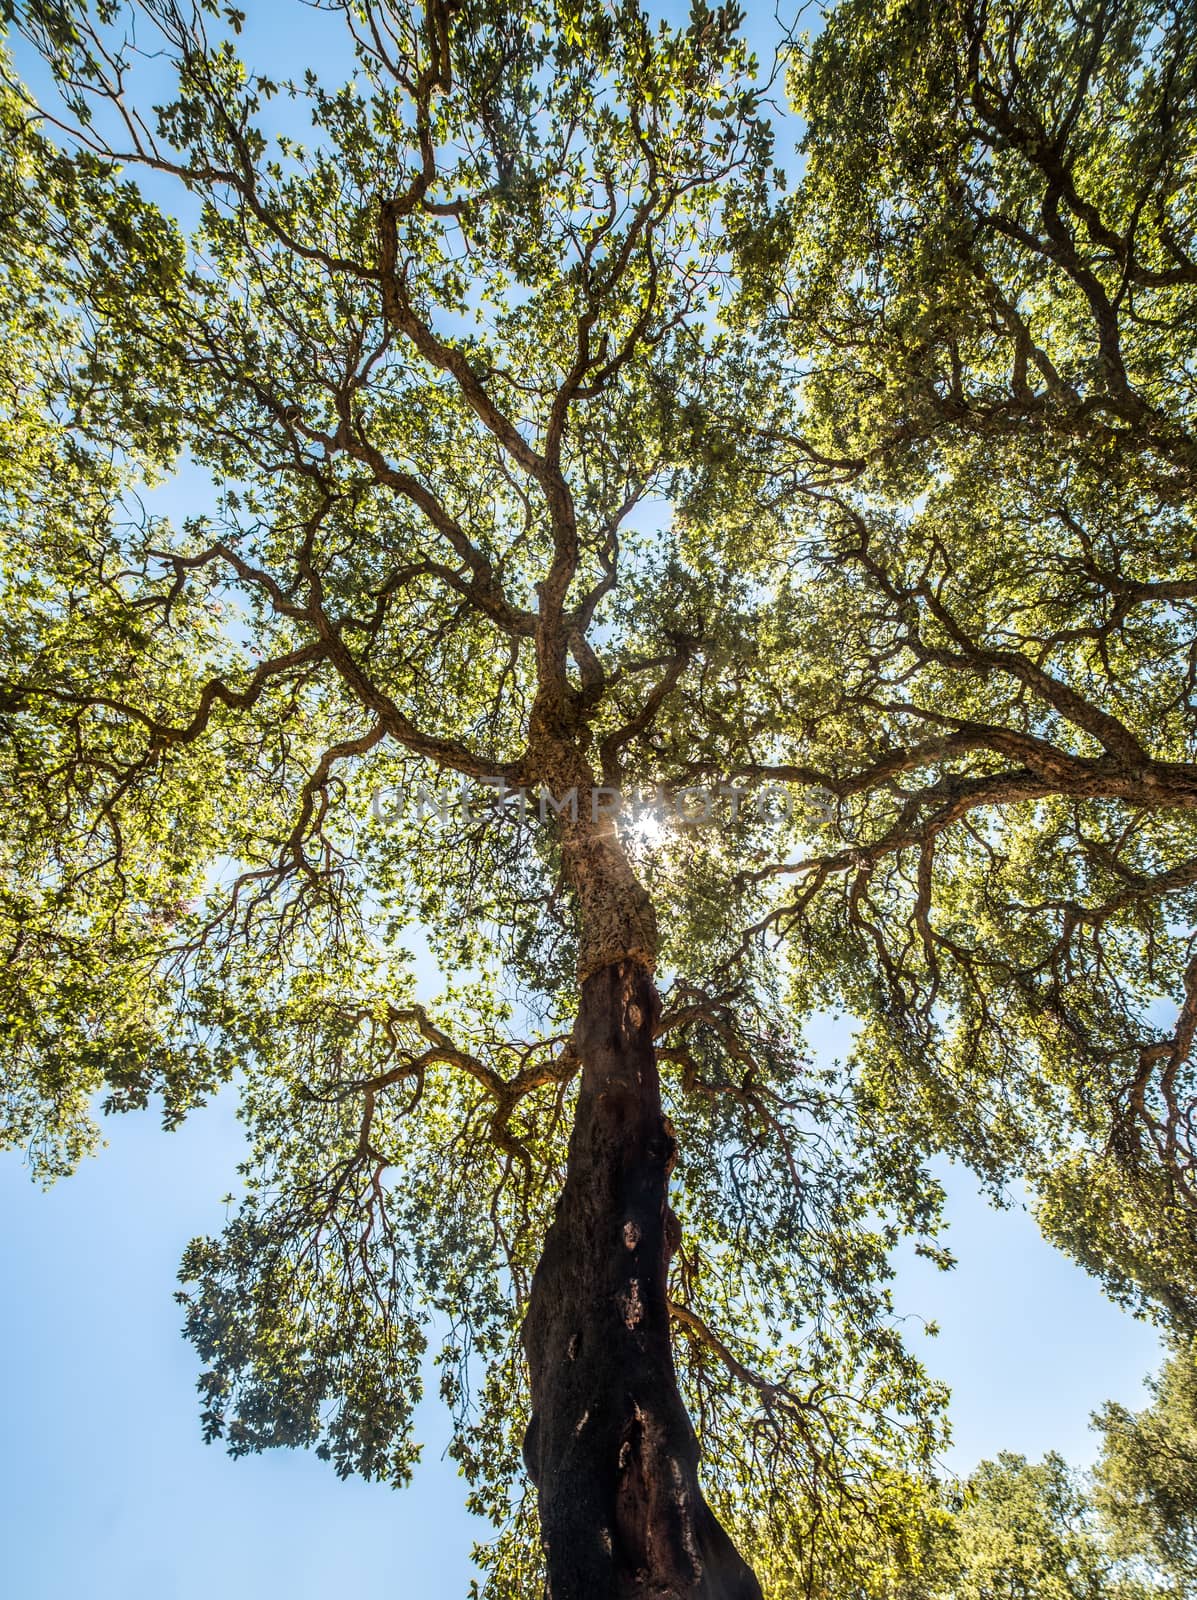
1,0,1195,1594
718,0,1197,1330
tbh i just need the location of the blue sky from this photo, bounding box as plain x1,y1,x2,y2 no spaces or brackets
0,1011,1162,1598
0,2,1168,1595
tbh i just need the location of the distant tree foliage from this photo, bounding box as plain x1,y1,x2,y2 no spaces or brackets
1095,1345,1197,1594
857,1452,1158,1600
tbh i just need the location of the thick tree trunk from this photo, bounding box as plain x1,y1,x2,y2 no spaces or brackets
521,958,763,1600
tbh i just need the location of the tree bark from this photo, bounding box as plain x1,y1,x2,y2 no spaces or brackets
521,958,764,1599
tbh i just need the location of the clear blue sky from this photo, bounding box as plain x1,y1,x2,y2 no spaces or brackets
0,3,1164,1595
0,1012,1162,1598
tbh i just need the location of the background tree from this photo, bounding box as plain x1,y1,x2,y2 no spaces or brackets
1,3,948,1595
741,1447,1168,1600
1094,1343,1197,1594
859,1452,1155,1600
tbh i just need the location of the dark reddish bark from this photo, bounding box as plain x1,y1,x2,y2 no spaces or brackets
521,959,763,1600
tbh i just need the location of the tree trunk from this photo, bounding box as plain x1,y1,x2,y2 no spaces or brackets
521,958,764,1600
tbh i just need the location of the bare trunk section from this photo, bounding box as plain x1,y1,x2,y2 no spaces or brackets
521,959,763,1600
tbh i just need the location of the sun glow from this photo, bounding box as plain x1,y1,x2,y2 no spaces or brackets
627,812,670,850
